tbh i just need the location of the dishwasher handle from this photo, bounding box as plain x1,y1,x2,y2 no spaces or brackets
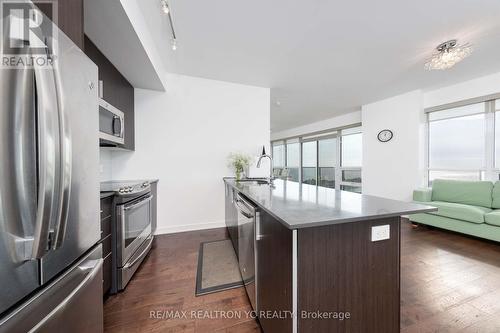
255,212,263,241
235,199,254,219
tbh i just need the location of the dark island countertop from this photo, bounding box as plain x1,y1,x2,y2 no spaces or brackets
224,178,436,229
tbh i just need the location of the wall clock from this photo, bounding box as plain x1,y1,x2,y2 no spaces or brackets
377,129,393,142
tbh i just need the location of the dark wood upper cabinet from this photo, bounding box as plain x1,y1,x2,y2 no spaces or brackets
56,0,84,49
36,0,84,49
84,36,135,151
38,1,135,150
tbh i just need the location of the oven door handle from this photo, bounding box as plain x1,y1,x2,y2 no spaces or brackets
124,235,153,269
124,195,152,211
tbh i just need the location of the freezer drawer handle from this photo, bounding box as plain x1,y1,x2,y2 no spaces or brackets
27,258,103,332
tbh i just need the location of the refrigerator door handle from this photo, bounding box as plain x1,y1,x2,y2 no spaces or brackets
31,47,60,259
27,258,103,333
51,47,72,250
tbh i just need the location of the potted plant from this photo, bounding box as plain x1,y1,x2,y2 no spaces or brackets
227,153,252,181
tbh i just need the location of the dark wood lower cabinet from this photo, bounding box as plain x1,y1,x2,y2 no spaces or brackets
100,196,113,296
102,253,112,295
297,217,400,333
256,210,293,333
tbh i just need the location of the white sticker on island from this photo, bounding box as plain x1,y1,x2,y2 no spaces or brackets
371,225,390,242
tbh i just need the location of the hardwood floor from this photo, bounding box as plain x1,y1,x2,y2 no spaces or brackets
401,221,500,333
104,228,260,332
104,220,500,333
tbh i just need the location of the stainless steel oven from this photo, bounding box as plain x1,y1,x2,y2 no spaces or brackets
116,192,153,289
99,98,124,145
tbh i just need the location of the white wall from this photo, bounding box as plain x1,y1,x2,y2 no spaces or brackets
362,90,425,201
359,72,500,202
424,71,500,108
271,111,361,140
99,149,113,181
109,73,270,234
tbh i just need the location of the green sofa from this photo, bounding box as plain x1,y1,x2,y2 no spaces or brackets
409,179,500,242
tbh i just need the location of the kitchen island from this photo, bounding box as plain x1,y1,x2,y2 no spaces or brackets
224,179,435,333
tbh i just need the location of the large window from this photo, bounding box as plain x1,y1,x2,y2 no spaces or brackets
341,130,362,167
318,138,336,188
495,99,500,168
286,139,300,182
272,141,285,176
271,125,363,193
340,127,362,193
302,141,317,185
427,99,499,184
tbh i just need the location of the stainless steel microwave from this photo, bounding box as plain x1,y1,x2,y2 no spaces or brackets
99,98,125,145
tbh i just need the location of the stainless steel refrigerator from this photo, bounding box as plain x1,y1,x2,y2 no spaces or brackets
0,2,103,331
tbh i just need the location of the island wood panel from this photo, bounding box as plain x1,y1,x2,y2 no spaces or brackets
84,35,135,150
298,217,400,333
256,210,293,333
102,221,500,332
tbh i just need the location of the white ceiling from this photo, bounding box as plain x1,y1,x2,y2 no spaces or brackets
145,0,500,131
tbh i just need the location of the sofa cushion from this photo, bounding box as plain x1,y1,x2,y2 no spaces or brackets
492,182,500,209
426,201,491,224
413,188,432,202
485,210,500,227
431,179,493,208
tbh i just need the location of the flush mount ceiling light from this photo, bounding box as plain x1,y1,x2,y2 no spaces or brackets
160,0,169,14
425,40,473,70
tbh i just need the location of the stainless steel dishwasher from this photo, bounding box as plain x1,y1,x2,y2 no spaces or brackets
235,193,260,312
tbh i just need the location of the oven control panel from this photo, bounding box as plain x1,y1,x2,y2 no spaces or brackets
118,182,150,195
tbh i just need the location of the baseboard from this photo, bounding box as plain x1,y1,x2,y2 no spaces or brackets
155,220,226,235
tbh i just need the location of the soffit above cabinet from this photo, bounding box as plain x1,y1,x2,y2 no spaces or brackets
84,0,166,91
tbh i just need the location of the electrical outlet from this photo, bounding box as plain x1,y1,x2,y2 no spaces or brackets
371,225,390,242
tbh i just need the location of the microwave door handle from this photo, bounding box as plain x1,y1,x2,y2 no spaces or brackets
119,114,124,138
112,115,119,136
32,44,59,258
112,115,123,138
51,46,72,250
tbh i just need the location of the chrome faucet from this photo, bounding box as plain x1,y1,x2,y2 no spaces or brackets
257,146,274,185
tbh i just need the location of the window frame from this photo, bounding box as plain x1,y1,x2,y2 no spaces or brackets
425,95,500,185
270,124,362,193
